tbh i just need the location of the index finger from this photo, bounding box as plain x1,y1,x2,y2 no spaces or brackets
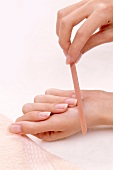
58,3,91,55
45,88,75,97
68,10,107,63
56,0,88,36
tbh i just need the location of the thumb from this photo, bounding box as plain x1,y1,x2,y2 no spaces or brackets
8,115,65,135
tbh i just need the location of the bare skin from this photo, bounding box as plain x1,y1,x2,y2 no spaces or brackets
9,89,113,141
56,0,113,64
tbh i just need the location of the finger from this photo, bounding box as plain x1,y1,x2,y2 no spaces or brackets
34,94,77,107
35,131,65,142
45,89,108,100
34,94,68,103
56,0,88,36
59,3,91,54
74,52,82,63
35,129,78,141
16,111,51,122
45,89,100,100
22,103,68,114
34,131,73,142
68,11,109,63
9,115,66,135
45,88,75,97
81,26,113,54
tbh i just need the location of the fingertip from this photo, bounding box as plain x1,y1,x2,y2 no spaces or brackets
8,123,22,134
66,55,75,65
66,54,77,64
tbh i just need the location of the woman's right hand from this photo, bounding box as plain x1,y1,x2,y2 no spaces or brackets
57,0,113,64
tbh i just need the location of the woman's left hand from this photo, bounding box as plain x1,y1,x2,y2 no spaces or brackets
8,88,112,141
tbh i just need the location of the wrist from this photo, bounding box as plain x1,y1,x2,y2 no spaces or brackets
95,93,113,126
84,93,113,128
100,100,113,126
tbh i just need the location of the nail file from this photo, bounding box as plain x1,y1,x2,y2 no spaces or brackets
70,63,87,135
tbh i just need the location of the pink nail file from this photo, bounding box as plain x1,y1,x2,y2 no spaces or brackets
70,63,87,135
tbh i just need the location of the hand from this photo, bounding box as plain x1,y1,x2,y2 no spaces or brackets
9,89,78,141
57,0,113,64
9,89,113,141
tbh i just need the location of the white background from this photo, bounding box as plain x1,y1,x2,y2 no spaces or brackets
0,0,113,169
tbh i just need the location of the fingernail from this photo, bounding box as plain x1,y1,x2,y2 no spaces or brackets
72,94,76,98
66,55,71,64
55,104,68,109
39,112,51,118
65,98,77,105
9,124,22,133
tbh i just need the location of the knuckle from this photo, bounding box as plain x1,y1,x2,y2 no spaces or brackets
60,17,67,27
97,3,110,11
57,9,65,20
57,9,65,36
76,29,84,38
96,3,112,18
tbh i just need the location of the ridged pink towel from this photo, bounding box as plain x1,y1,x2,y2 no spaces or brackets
0,114,82,170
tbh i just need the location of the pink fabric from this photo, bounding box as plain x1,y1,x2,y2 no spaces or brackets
0,114,82,170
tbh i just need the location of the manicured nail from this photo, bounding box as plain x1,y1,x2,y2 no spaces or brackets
66,55,71,64
72,94,76,98
9,124,22,134
65,98,77,105
55,104,68,109
39,112,51,118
